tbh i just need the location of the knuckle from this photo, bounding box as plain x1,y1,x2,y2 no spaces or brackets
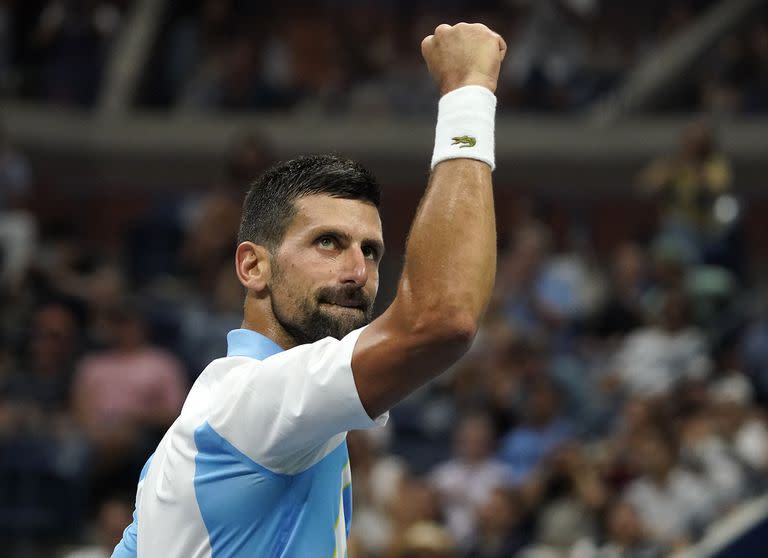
421,36,434,54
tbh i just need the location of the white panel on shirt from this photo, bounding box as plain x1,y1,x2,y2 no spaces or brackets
206,326,387,474
137,383,214,558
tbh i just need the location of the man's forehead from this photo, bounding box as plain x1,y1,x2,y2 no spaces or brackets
290,194,383,239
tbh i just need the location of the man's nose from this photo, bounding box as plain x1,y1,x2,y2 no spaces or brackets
339,247,368,286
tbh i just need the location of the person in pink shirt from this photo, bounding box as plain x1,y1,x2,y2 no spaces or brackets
71,300,188,500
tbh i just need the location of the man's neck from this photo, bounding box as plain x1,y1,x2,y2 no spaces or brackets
242,296,297,350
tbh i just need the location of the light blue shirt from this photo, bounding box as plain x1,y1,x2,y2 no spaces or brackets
112,327,386,558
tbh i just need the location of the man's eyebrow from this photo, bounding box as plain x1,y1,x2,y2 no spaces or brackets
363,238,386,257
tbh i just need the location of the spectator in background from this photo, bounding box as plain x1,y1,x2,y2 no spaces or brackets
429,412,513,548
178,181,241,289
1,301,82,433
388,476,443,539
570,499,663,558
467,486,528,558
638,122,737,269
613,291,709,397
741,297,768,403
61,497,134,558
521,444,607,556
699,18,768,114
177,262,243,379
731,408,768,477
624,427,719,549
678,410,747,509
502,0,597,111
71,299,187,500
179,29,301,112
0,120,35,294
498,378,572,485
589,242,649,340
31,0,124,106
495,222,582,346
177,132,273,289
386,522,457,558
0,300,89,548
347,429,408,558
0,119,31,206
159,0,237,106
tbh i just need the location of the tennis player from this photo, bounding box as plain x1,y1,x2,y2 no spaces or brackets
112,22,506,557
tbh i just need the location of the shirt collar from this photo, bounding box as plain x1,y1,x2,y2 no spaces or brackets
226,329,285,360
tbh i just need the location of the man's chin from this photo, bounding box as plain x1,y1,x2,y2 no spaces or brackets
317,304,369,332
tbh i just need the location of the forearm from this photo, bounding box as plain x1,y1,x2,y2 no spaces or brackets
396,158,496,329
351,160,496,416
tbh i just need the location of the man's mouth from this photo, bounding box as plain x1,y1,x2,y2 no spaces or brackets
317,286,371,314
321,301,365,311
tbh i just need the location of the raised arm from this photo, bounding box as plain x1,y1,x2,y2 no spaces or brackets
353,23,506,417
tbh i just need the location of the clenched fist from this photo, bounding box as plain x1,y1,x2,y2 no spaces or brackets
421,22,507,96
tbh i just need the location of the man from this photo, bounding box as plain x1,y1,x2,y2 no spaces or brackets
113,22,506,557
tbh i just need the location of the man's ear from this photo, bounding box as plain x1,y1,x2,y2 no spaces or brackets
235,241,272,294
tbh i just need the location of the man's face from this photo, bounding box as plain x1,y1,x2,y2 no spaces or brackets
269,194,383,345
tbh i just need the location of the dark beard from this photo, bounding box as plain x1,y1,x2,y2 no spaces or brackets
272,285,374,345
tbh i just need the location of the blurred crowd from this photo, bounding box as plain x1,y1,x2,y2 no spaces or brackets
2,94,768,558
2,0,767,114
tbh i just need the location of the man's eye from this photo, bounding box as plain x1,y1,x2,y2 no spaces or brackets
318,237,336,249
362,246,377,260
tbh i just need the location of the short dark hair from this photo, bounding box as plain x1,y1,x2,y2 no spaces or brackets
237,154,381,248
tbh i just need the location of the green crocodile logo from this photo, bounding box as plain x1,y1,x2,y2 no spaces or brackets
451,135,476,148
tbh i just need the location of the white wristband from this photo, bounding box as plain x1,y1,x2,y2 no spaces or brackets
431,85,497,171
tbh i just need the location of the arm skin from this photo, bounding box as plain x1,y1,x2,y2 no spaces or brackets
353,157,496,418
353,23,505,419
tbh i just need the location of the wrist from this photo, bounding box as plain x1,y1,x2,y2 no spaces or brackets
431,85,497,171
440,73,498,96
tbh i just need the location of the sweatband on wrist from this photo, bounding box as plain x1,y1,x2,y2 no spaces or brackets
430,85,497,171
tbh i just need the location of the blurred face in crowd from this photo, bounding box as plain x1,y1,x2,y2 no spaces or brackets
502,338,547,382
622,399,654,436
268,194,383,345
681,122,715,162
509,225,547,284
478,487,521,535
104,307,147,351
660,292,692,332
391,477,441,528
633,431,675,479
527,380,559,426
612,243,646,294
31,304,78,373
607,500,645,546
455,414,496,463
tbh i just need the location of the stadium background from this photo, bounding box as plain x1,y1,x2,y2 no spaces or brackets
1,0,768,556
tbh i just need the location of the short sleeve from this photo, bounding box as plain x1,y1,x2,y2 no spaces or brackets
207,327,388,472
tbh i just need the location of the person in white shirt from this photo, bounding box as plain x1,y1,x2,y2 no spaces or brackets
624,428,719,547
112,22,507,558
430,412,513,547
